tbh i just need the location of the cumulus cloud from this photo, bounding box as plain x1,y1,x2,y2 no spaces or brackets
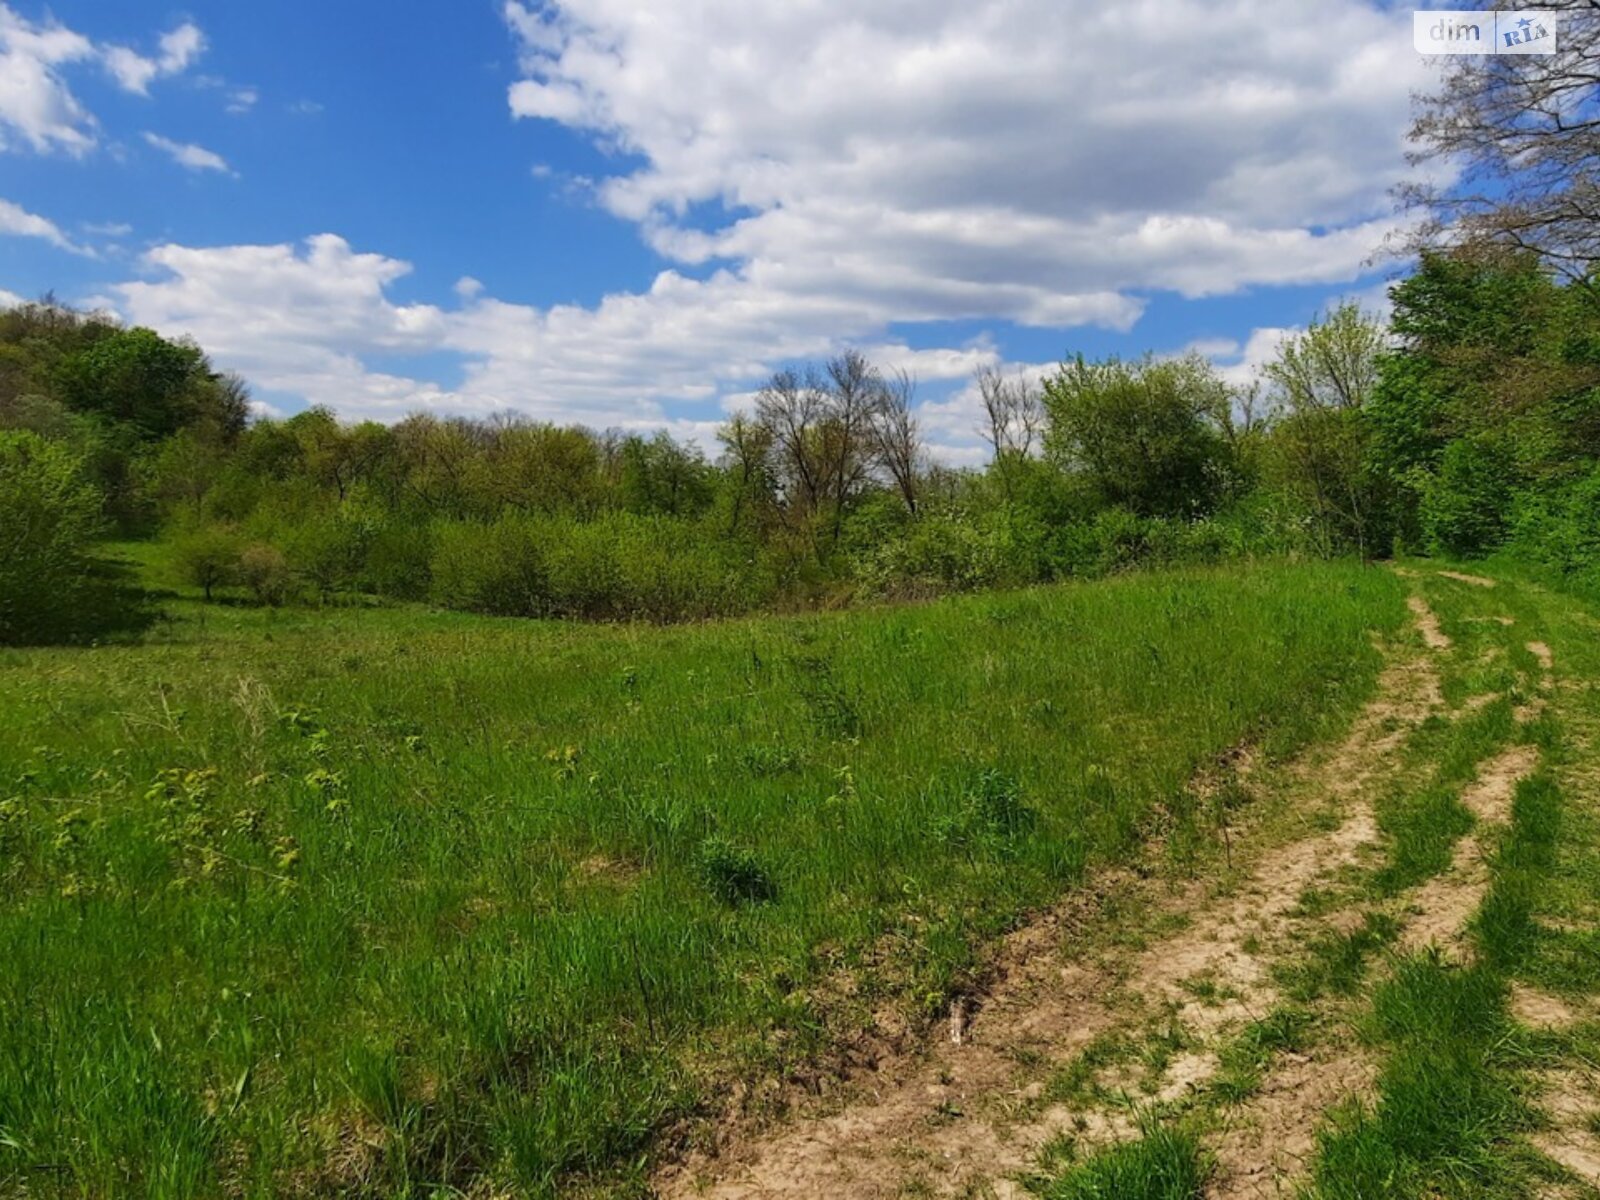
0,196,87,254
104,22,205,95
0,4,97,154
143,131,233,175
504,0,1425,318
0,6,205,155
113,1,1429,458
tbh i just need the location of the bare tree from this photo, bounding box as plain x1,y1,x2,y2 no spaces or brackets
1402,2,1600,279
821,350,881,545
717,411,775,536
870,368,923,515
745,349,923,554
976,365,1044,501
755,367,829,518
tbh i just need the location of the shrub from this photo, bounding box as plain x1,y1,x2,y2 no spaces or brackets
283,513,366,601
852,509,1011,598
1506,464,1600,589
0,430,105,643
428,513,776,623
696,835,777,905
1421,437,1515,557
237,543,292,606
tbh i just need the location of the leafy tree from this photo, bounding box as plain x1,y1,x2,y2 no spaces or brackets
0,431,104,643
52,327,210,440
170,525,242,602
1259,303,1391,554
1422,436,1515,557
1042,353,1234,518
617,431,714,516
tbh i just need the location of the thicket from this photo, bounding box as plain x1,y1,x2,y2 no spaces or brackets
3,245,1599,642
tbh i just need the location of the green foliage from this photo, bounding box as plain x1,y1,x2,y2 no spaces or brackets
168,524,242,602
1034,1118,1210,1200
430,512,776,622
0,430,105,644
1421,436,1516,557
1043,353,1235,519
237,542,292,607
51,326,210,441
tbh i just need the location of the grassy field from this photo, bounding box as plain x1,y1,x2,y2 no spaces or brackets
0,560,1405,1198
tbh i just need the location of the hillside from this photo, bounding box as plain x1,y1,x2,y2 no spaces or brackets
5,561,1600,1197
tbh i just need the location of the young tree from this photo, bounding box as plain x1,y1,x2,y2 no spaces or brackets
869,368,923,516
976,365,1044,503
716,411,776,538
1259,304,1390,555
0,431,104,643
170,525,242,603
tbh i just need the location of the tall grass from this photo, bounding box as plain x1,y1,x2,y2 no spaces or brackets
0,562,1402,1196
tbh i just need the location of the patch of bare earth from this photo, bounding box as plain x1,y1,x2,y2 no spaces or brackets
1209,1048,1376,1200
1533,1066,1600,1191
1408,594,1452,651
1511,984,1580,1031
1437,570,1498,588
655,599,1447,1200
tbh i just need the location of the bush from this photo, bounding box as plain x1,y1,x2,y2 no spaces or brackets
1421,437,1515,558
238,543,292,606
169,525,242,601
1507,464,1600,589
852,509,1013,598
429,513,776,622
0,431,105,644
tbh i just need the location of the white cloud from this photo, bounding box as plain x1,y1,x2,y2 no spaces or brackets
503,0,1427,324
109,2,1430,455
0,286,24,308
0,4,97,154
226,87,258,115
104,22,205,95
143,131,233,175
0,196,87,254
0,7,205,155
1199,327,1297,389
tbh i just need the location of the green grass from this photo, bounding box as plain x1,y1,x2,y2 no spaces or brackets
1210,1007,1311,1105
1276,912,1400,1003
0,562,1404,1197
1306,566,1585,1198
1307,956,1539,1199
1371,701,1518,898
1029,1118,1210,1200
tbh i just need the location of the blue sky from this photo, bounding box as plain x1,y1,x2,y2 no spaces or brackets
0,1,1436,460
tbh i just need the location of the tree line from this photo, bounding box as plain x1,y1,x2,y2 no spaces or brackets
5,241,1599,644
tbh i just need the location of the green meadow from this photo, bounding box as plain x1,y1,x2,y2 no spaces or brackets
0,561,1402,1197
